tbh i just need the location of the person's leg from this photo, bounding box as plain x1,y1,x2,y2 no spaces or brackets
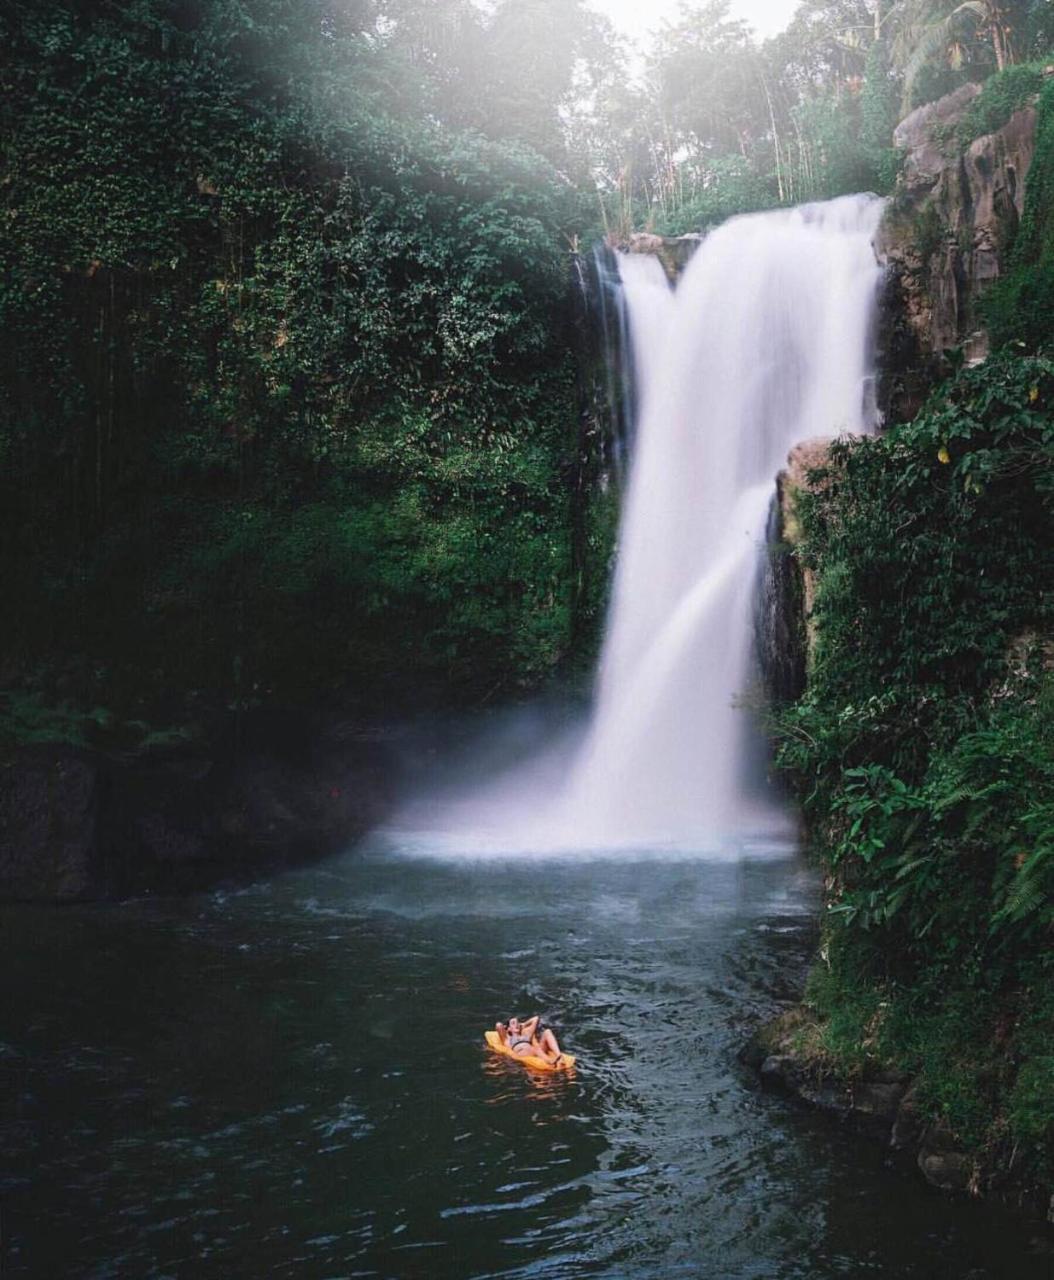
538,1028,562,1059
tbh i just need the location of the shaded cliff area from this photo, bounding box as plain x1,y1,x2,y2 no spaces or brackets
0,715,392,902
759,79,1054,1224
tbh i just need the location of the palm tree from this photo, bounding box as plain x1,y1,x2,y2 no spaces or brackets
892,0,1017,110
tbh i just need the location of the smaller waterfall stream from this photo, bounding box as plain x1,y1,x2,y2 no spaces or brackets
586,244,639,480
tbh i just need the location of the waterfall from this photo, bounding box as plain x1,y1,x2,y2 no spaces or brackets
586,244,639,482
551,194,886,846
394,194,885,855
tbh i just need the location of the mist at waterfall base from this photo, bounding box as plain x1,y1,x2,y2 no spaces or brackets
391,194,887,856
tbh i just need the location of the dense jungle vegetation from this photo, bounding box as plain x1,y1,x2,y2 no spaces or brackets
1,0,608,733
2,0,1053,1196
777,346,1054,1185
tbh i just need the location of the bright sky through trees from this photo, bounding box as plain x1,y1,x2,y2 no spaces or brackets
591,0,802,46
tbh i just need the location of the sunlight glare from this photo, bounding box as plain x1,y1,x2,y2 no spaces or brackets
590,0,802,46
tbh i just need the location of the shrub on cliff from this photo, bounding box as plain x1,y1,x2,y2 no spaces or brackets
956,61,1048,144
983,76,1054,350
776,350,1054,1177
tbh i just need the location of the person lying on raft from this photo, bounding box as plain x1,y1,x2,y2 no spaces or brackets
495,1015,565,1065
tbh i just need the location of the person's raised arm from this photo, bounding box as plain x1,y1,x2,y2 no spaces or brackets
495,1021,508,1045
522,1015,540,1039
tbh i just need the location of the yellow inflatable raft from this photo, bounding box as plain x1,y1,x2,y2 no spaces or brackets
484,1030,576,1072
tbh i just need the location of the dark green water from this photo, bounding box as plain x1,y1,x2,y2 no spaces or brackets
2,837,1049,1278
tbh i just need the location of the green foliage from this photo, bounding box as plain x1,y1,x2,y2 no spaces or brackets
804,943,1021,1149
502,1,1051,240
653,156,780,235
783,351,1053,731
0,692,100,749
792,93,877,202
1024,0,1054,57
883,983,1012,1146
805,947,1054,1172
913,201,947,262
861,40,897,148
984,261,1054,350
777,351,1054,1170
859,39,905,194
1008,981,1054,1164
1006,76,1054,265
0,0,608,715
957,61,1048,142
803,950,885,1074
595,0,912,235
0,688,194,753
651,0,768,160
983,77,1054,350
893,0,1008,114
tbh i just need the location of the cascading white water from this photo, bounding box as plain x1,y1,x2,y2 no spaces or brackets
391,194,886,855
551,194,886,846
585,244,638,480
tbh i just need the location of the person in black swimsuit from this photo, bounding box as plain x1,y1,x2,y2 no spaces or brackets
495,1014,564,1064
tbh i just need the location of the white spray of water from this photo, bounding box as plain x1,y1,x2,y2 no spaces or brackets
550,195,887,846
392,195,886,855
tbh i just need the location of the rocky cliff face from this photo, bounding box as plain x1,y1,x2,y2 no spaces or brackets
621,231,703,282
756,438,837,704
0,715,393,902
877,80,1044,420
